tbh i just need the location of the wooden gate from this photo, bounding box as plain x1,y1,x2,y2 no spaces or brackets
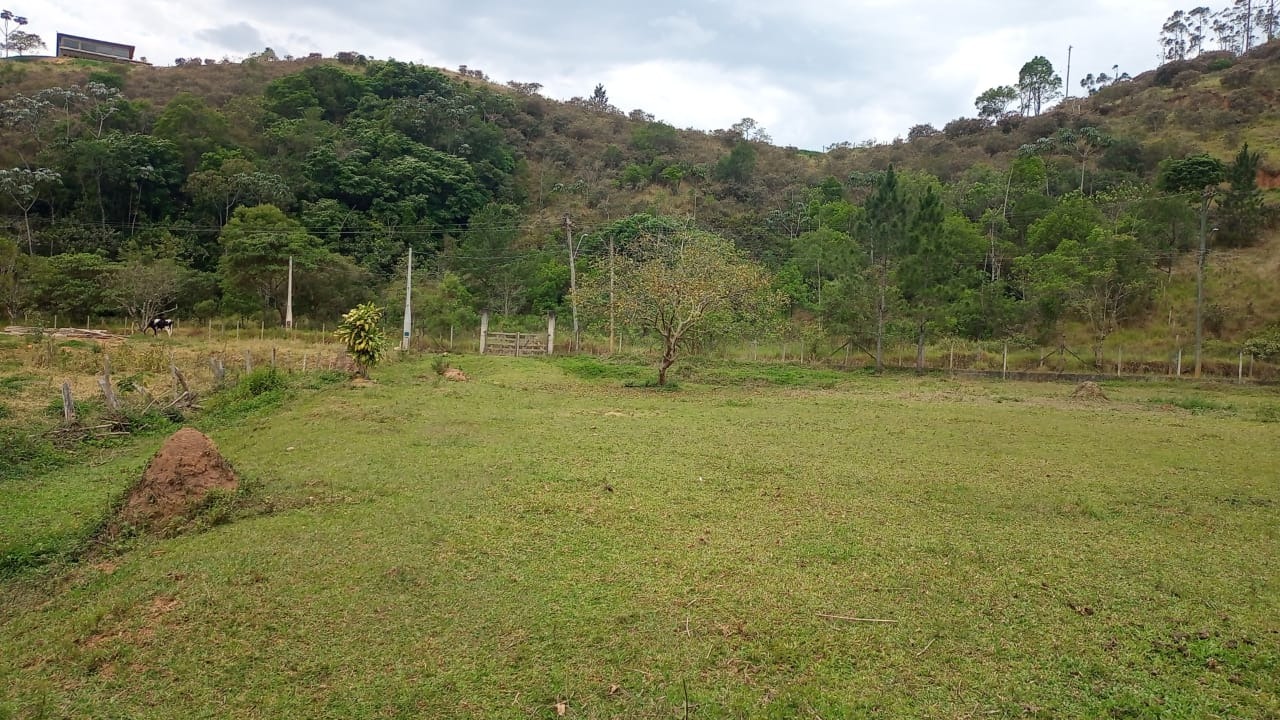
479,312,557,356
484,332,549,356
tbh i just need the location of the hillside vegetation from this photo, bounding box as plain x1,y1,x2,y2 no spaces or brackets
1,33,1279,371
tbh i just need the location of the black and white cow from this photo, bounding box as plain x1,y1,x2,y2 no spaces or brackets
145,315,175,336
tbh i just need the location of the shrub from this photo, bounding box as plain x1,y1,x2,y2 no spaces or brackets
1244,327,1280,362
1221,66,1254,89
334,303,388,378
907,124,939,141
431,355,450,375
241,367,286,397
943,117,988,139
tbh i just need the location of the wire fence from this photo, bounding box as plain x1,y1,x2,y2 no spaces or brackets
7,313,1276,385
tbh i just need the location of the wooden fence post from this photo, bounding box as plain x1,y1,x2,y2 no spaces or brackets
1239,349,1244,384
210,356,226,388
479,311,489,354
1176,347,1183,377
546,313,556,355
172,364,192,401
244,349,253,373
1002,343,1008,380
61,382,76,424
98,355,120,413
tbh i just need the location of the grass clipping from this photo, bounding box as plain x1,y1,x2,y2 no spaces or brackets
114,428,240,536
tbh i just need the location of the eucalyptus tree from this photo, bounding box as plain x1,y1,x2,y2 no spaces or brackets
1018,57,1063,115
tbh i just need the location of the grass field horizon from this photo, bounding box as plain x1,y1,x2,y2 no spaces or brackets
2,355,1278,718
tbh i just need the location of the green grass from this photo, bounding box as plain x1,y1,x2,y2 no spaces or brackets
1149,395,1237,414
1,357,1278,718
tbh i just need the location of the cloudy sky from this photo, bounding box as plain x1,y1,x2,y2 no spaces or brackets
35,0,1189,149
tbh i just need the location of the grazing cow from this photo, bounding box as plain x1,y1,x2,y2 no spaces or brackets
146,315,175,336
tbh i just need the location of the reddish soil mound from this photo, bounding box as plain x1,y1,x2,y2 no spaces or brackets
443,367,469,382
119,428,238,533
1070,381,1109,401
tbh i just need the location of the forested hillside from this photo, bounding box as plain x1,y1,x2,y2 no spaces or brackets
2,24,1279,368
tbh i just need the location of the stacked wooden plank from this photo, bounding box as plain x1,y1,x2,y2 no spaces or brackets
2,326,128,341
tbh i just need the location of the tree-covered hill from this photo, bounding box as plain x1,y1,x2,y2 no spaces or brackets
1,31,1278,366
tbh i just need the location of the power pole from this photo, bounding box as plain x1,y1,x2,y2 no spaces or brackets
565,215,579,352
608,234,615,354
401,246,413,351
1193,189,1213,378
284,256,294,330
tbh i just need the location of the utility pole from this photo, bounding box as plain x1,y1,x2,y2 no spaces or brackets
284,256,294,330
1193,188,1214,378
608,234,615,354
401,247,413,351
1065,45,1073,99
565,215,579,352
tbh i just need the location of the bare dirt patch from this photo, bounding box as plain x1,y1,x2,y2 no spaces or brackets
443,368,469,382
115,428,239,534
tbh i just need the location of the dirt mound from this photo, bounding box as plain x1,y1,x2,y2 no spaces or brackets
1070,381,1109,401
118,428,238,533
443,367,469,382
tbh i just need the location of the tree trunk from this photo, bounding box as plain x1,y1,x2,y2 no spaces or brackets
874,279,886,373
915,321,926,375
21,209,32,254
658,340,677,386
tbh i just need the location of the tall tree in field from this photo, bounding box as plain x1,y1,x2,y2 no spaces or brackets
1025,127,1113,193
1258,0,1279,41
580,224,780,386
861,166,908,372
1018,56,1063,115
0,236,25,320
1161,10,1190,61
1020,227,1154,367
1189,6,1213,55
0,9,29,57
108,256,189,330
0,167,59,252
218,204,331,324
974,86,1019,120
1217,143,1265,247
897,188,986,374
2,29,41,55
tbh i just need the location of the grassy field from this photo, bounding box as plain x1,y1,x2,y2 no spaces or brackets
2,354,1278,719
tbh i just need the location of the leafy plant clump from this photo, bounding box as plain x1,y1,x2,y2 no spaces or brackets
241,367,286,397
431,355,451,376
334,303,389,379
